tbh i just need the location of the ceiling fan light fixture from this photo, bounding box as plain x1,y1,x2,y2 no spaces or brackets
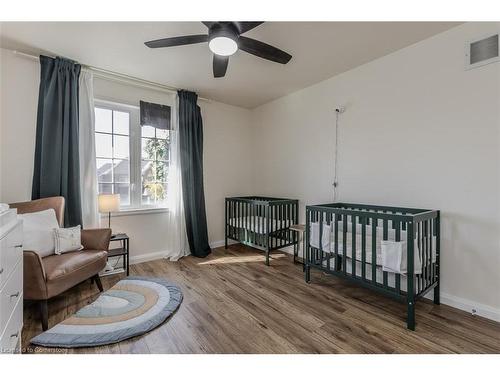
209,36,238,56
144,22,292,78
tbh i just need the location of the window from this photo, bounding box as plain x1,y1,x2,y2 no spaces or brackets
141,126,169,207
95,107,131,205
94,101,170,210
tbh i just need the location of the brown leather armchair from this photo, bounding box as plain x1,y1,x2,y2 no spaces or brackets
9,197,111,331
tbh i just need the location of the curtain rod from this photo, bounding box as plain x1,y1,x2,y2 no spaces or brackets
10,49,210,102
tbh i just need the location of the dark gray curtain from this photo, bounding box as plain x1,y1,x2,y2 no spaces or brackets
178,90,211,258
32,55,82,227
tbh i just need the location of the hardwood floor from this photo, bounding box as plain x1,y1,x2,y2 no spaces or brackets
22,245,500,354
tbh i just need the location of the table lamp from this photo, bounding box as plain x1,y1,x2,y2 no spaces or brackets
98,194,120,237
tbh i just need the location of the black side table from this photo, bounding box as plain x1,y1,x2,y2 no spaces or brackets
108,233,130,276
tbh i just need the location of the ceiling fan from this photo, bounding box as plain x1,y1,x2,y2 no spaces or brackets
144,22,292,78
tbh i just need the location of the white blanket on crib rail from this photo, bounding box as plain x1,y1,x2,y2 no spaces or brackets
309,222,436,274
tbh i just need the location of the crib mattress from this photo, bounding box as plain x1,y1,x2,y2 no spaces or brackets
229,216,289,234
310,222,436,274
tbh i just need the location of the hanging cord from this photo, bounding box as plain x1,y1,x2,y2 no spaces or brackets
333,108,342,202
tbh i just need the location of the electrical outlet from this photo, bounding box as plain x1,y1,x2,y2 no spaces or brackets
471,308,477,316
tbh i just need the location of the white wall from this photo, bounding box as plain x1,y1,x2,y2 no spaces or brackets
252,23,500,319
0,48,254,261
0,49,38,203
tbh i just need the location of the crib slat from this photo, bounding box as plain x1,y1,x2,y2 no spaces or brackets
319,211,324,254
229,200,233,243
234,200,237,240
261,204,265,250
361,216,366,281
225,200,228,243
286,204,290,244
430,218,434,285
241,201,244,243
421,221,429,288
253,205,261,246
278,204,282,248
241,201,244,242
425,220,432,286
372,218,377,285
275,204,278,249
243,202,246,243
247,202,250,243
249,201,252,245
231,200,235,240
279,204,282,247
236,201,239,241
275,204,279,249
261,204,265,247
306,209,311,264
271,204,275,249
235,201,238,240
269,205,273,249
423,221,427,291
226,200,229,244
334,214,340,271
383,219,388,288
255,202,258,245
237,201,240,241
240,201,244,242
280,204,284,248
414,222,423,293
248,202,251,244
395,220,401,294
258,204,261,245
352,215,356,278
421,221,426,292
326,211,332,271
266,204,271,251
284,204,287,246
342,214,347,276
319,212,324,265
258,204,262,246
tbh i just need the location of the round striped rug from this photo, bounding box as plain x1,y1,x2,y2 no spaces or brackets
31,276,183,348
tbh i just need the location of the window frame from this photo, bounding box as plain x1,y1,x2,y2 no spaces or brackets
94,99,170,212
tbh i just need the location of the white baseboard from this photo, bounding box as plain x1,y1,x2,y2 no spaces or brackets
129,250,167,265
423,290,500,323
129,240,236,265
210,239,238,248
128,242,500,323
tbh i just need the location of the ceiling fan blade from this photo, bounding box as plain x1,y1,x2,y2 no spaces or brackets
145,34,208,48
202,21,216,28
233,22,264,34
213,55,229,78
238,36,292,64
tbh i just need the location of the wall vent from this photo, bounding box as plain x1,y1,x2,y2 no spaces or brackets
465,33,499,70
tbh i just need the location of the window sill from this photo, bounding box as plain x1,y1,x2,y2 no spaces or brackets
102,207,169,218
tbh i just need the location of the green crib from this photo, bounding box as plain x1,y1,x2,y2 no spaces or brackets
225,196,299,265
305,202,440,330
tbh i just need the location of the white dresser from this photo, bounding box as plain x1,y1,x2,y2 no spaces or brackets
0,209,23,354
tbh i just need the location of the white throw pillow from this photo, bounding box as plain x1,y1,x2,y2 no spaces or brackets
54,225,84,255
19,209,60,258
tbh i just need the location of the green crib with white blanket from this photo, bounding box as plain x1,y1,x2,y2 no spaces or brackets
305,202,440,330
225,196,299,265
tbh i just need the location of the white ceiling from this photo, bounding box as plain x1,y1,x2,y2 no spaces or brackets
0,22,460,108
